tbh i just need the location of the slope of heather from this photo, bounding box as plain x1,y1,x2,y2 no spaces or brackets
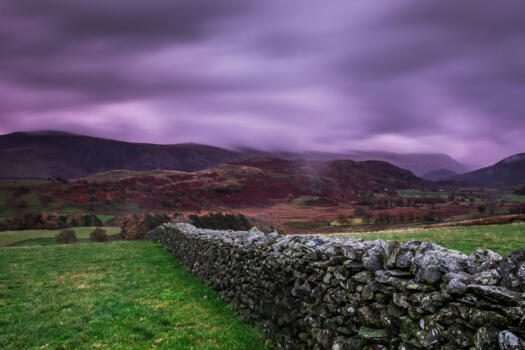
87,157,427,208
1,158,428,214
452,153,525,185
0,131,468,179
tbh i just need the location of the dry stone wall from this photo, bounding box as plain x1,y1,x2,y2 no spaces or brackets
147,223,525,349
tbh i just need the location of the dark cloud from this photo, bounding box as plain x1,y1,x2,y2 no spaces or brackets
0,0,523,166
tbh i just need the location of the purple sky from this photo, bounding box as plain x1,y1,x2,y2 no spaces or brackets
0,1,524,167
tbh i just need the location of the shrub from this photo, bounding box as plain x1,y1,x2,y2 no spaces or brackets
42,220,59,230
56,229,78,244
13,186,30,197
15,200,29,208
90,227,109,242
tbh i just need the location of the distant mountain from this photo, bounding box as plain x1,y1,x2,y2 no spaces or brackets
421,169,458,181
0,131,467,179
343,151,468,176
238,149,468,176
0,131,248,179
452,153,525,185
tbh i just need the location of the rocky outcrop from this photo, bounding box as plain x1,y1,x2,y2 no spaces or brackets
147,224,525,349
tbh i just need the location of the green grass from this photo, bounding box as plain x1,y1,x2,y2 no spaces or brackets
97,215,116,225
0,242,269,349
10,237,80,247
0,180,49,188
502,193,525,203
0,227,121,247
343,223,525,255
396,189,449,198
284,220,331,230
86,170,171,180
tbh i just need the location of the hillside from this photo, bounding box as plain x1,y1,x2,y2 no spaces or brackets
452,153,525,185
0,131,467,179
421,168,458,181
1,157,428,213
84,157,427,208
0,131,247,179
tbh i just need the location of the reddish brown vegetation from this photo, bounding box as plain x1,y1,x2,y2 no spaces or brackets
121,213,171,240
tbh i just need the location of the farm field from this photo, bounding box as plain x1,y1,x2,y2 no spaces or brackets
0,226,121,247
339,222,525,255
0,241,269,350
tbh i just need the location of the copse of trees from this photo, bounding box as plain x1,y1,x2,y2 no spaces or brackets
121,213,171,240
189,212,252,231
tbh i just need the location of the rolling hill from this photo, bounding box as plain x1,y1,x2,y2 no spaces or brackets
0,131,468,179
1,157,429,213
452,153,525,185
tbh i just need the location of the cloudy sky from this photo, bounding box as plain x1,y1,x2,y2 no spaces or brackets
0,0,524,167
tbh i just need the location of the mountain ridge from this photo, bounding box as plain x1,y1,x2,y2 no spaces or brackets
452,153,525,185
1,130,468,179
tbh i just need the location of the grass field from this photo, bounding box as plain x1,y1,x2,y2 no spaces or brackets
0,241,269,350
341,223,525,255
0,227,121,247
396,189,449,198
97,215,116,225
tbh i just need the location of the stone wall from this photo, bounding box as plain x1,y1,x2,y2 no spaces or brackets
147,223,525,349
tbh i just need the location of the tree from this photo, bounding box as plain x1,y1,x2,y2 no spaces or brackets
363,211,374,225
513,185,525,196
90,227,109,242
336,213,349,225
354,208,366,217
56,229,77,244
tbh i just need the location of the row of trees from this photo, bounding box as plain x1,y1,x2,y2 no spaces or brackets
357,196,447,209
0,213,103,231
189,213,252,231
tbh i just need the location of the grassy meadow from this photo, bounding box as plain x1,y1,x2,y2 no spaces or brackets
341,222,525,255
0,241,270,350
0,227,121,247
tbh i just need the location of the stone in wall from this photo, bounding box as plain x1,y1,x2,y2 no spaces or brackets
147,223,525,349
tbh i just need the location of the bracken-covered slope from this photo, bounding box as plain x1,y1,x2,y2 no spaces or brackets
81,157,427,208
8,157,427,211
452,153,525,186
